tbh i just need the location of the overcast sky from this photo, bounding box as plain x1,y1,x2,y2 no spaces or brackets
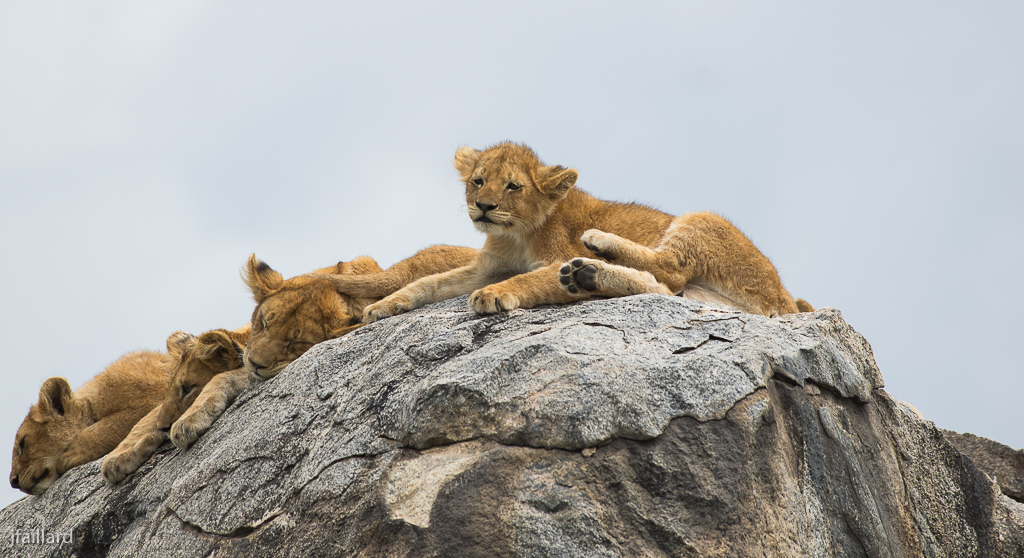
2,1,1021,509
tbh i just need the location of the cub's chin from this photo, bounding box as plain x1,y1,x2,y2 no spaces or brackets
472,216,517,235
473,220,503,234
246,361,289,381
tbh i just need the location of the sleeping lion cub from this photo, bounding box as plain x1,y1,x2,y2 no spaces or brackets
102,246,478,483
11,343,181,494
364,142,810,322
101,327,250,485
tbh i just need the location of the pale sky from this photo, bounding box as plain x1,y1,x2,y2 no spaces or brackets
2,1,1022,509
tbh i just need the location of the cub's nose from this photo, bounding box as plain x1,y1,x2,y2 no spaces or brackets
475,201,497,212
10,475,18,489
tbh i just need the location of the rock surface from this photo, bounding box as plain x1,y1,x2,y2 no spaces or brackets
2,294,1023,557
943,429,1024,503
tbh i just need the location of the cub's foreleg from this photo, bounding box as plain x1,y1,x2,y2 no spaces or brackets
558,258,672,298
470,263,591,314
170,367,251,449
363,264,490,323
101,405,167,484
57,407,150,474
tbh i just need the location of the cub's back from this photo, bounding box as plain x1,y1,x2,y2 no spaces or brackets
74,350,172,418
590,199,674,247
548,188,675,250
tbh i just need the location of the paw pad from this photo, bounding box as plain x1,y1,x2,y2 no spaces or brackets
558,258,601,293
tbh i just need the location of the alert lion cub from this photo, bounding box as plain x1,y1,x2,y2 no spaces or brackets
364,142,810,322
10,343,181,494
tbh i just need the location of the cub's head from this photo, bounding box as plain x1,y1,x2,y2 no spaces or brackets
155,329,249,433
243,255,382,381
10,378,93,494
454,142,579,236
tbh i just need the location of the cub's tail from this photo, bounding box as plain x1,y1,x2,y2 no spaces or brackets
795,298,814,313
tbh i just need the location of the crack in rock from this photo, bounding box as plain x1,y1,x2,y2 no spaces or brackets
672,333,732,354
167,504,283,539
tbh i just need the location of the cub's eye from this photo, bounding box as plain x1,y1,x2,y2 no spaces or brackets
18,437,25,454
261,318,269,331
471,177,484,187
506,182,522,191
181,383,196,397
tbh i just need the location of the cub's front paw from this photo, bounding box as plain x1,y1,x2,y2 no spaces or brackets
56,448,92,475
558,258,602,293
101,449,140,485
170,412,212,450
469,286,520,314
362,294,413,324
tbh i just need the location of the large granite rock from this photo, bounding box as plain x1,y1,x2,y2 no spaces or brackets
2,295,1022,557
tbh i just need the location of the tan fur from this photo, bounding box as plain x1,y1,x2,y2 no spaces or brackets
101,327,250,484
168,367,251,450
103,248,480,478
242,255,386,380
308,244,480,299
154,326,251,433
796,298,815,313
364,142,812,322
245,246,477,380
99,405,165,485
10,343,180,495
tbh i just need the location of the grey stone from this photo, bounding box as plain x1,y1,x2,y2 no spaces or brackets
943,429,1024,502
2,294,1022,557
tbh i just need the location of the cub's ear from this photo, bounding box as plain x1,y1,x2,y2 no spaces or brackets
335,255,384,276
539,165,578,198
195,330,245,369
37,377,74,417
453,146,481,179
166,331,196,359
244,255,284,303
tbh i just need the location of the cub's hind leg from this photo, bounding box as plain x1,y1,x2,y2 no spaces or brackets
657,212,799,316
581,229,694,294
582,230,661,268
558,258,672,297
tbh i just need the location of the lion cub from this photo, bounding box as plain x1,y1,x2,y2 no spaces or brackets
101,327,250,485
364,142,810,322
102,247,477,484
10,341,183,495
246,245,477,379
202,249,476,436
